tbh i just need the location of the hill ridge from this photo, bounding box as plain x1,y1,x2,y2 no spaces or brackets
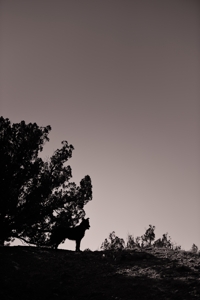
1,246,200,299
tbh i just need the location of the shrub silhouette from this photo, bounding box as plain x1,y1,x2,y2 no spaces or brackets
191,243,198,253
126,234,135,249
153,233,172,248
101,231,125,251
101,226,198,254
141,225,155,246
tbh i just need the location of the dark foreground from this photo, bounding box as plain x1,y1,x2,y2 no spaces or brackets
0,246,200,300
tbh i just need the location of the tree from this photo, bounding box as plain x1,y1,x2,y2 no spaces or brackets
0,117,92,246
141,225,155,246
126,234,135,249
101,231,125,251
153,233,172,249
191,243,198,254
161,233,172,248
135,236,141,248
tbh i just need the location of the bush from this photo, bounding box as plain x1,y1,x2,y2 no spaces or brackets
101,231,125,251
126,234,135,249
153,233,172,249
141,225,155,246
84,248,92,252
191,243,198,253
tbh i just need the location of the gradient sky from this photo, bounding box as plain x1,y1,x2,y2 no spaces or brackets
1,0,199,251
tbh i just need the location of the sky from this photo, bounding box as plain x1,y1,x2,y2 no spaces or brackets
0,0,199,251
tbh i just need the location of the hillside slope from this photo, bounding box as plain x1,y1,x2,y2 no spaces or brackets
1,246,200,299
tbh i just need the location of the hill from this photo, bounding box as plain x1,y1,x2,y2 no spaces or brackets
0,246,200,299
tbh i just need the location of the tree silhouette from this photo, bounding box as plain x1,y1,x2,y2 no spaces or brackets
126,234,135,249
0,117,92,246
141,225,155,246
191,243,198,253
101,231,125,250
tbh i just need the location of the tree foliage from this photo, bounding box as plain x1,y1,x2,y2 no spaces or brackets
0,117,92,246
141,225,155,246
126,234,135,249
191,243,198,254
101,231,125,251
153,233,172,249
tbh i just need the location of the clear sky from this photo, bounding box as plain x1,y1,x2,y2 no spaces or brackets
1,0,199,251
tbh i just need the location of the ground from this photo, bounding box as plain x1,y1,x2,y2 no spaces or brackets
0,246,200,299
